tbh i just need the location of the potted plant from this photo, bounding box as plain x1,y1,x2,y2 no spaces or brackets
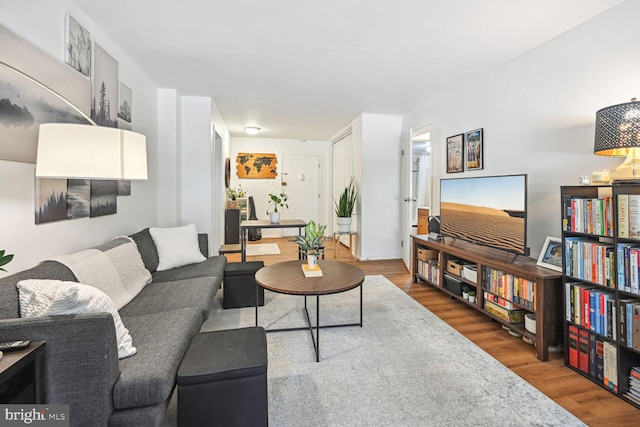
468,290,476,304
267,192,288,224
462,285,470,300
226,186,246,209
0,250,14,272
293,220,330,268
334,177,357,234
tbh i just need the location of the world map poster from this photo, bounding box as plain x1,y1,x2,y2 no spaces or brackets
236,153,277,179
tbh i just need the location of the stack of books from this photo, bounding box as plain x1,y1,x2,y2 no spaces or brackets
302,264,323,277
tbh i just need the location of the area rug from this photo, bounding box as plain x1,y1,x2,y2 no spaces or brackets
245,243,281,256
163,275,585,426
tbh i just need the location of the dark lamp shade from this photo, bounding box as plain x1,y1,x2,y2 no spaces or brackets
594,99,640,156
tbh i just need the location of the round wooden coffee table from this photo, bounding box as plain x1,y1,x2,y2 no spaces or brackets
254,260,365,362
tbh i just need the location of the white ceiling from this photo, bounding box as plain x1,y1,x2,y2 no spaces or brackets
72,0,624,140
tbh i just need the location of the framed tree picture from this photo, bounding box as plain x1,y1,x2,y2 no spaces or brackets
465,128,483,170
446,134,464,173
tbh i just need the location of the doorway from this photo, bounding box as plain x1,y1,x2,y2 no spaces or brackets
281,154,321,236
401,127,431,269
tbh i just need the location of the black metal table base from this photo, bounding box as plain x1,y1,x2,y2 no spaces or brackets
255,284,363,362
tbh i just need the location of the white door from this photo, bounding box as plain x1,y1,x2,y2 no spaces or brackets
402,128,432,269
401,130,414,269
282,154,321,236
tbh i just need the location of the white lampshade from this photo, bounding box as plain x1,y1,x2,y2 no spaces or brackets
35,123,147,180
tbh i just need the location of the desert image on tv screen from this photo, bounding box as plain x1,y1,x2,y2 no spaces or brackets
440,175,526,254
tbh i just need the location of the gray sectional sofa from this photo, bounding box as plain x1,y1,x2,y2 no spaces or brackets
0,228,227,426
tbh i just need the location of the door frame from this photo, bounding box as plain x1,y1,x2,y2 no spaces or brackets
401,126,432,270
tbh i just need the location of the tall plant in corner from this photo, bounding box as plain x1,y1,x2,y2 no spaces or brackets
335,176,357,234
0,250,14,272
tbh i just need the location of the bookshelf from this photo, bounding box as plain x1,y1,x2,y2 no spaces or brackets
561,184,640,408
411,235,563,361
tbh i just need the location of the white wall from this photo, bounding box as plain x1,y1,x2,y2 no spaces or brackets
403,0,637,258
180,97,213,236
0,0,159,275
351,114,403,261
229,137,331,238
157,89,180,227
156,93,230,254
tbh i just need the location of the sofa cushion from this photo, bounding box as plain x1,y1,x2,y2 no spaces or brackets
17,279,136,359
129,228,160,273
151,255,226,283
118,276,220,320
114,308,202,409
0,261,76,320
149,224,206,271
47,237,151,310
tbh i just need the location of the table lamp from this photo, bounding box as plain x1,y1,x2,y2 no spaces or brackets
594,98,640,181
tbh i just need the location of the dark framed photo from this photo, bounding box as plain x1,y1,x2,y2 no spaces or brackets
465,128,483,170
537,236,562,272
446,134,464,173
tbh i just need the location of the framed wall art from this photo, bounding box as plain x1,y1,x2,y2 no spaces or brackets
465,128,483,171
65,14,91,77
0,24,92,163
446,134,464,173
236,153,277,179
91,43,119,128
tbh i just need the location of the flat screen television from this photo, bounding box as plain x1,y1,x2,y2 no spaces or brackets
439,174,528,256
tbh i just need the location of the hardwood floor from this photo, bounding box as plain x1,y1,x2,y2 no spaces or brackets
228,237,639,425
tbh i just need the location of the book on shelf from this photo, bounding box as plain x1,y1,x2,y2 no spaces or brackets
603,340,618,393
619,194,629,238
301,264,323,277
566,282,616,338
630,195,640,239
564,238,614,288
589,333,597,378
482,267,536,310
596,338,604,384
634,305,640,352
578,328,590,374
568,325,579,369
563,195,614,236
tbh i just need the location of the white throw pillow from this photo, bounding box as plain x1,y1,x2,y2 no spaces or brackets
149,224,206,271
17,279,137,359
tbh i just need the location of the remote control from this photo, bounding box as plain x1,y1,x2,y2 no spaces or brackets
0,340,31,352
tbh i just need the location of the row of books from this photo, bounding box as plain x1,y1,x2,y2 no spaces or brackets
482,267,536,311
618,299,640,350
416,260,439,285
567,325,618,393
564,238,614,288
616,243,640,295
565,282,616,339
617,194,640,239
562,195,614,237
622,367,640,405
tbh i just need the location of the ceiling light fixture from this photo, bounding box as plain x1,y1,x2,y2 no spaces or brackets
243,126,261,135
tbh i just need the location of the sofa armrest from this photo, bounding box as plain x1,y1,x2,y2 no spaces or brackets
0,314,120,427
198,233,209,258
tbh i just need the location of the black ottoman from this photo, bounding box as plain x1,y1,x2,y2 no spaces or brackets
177,327,268,427
224,261,265,308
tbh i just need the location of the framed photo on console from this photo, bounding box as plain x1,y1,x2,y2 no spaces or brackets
446,134,464,173
537,236,562,272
